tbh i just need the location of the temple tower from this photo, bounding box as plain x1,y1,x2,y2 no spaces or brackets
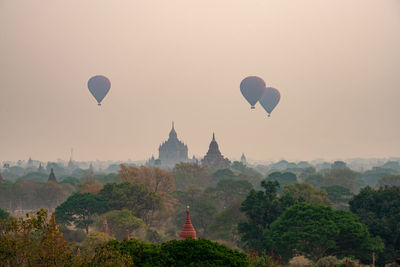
201,133,231,170
180,206,196,240
48,168,57,182
158,122,188,167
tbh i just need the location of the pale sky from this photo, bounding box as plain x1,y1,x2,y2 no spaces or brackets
0,0,399,162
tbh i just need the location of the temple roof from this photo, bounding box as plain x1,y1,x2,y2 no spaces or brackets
180,206,196,240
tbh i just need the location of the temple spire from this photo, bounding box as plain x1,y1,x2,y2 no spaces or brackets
48,168,57,182
180,206,196,240
212,132,215,141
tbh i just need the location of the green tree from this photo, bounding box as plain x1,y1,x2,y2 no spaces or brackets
213,179,253,208
266,203,383,263
238,181,293,252
304,173,325,188
55,192,108,233
99,182,161,226
376,174,400,188
267,172,297,189
172,162,213,190
208,200,246,243
96,209,145,240
350,186,400,266
361,167,395,187
321,185,353,209
213,168,236,181
283,183,331,206
323,168,358,193
160,238,251,266
0,208,9,219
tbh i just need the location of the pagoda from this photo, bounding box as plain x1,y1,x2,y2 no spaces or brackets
240,153,247,165
48,168,57,182
158,122,188,166
180,206,196,240
201,133,231,170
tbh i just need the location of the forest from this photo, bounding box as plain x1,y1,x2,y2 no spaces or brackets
1,159,400,266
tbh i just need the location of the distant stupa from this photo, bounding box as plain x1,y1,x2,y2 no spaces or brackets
48,168,57,182
201,133,231,170
180,206,196,240
0,172,3,183
241,153,247,165
38,163,44,173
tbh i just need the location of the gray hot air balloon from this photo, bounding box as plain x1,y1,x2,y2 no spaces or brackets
240,76,266,109
88,75,111,106
259,87,280,117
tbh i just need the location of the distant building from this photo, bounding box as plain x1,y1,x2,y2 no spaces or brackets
158,122,188,167
240,153,247,165
201,133,231,170
180,206,196,240
48,168,57,182
38,163,44,173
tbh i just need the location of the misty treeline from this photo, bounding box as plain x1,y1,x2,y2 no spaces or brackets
1,159,400,266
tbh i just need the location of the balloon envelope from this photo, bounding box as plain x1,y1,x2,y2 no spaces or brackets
88,75,111,106
259,87,280,116
240,76,266,109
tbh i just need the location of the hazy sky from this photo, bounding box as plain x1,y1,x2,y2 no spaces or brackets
0,0,399,162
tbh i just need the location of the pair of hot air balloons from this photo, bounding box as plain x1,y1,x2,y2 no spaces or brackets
240,76,280,117
88,75,111,106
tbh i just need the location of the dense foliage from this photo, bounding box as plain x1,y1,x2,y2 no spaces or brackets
350,186,400,266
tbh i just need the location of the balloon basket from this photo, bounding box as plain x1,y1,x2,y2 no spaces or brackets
251,106,255,110
98,103,101,106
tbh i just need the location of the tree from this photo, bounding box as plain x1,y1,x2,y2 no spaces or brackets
321,185,353,209
160,238,251,267
304,173,325,188
55,192,108,233
172,162,213,190
267,172,297,189
208,200,247,243
323,168,358,193
283,183,331,206
266,203,383,263
376,174,400,188
361,167,395,187
96,209,145,240
0,209,74,266
213,168,236,181
99,182,161,226
0,208,9,219
238,181,292,252
118,165,175,194
350,186,400,266
212,179,253,208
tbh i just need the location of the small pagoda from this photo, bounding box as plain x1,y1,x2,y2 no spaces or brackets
180,206,196,240
48,168,57,182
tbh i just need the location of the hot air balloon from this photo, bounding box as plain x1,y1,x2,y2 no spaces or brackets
240,76,266,109
259,87,280,117
88,75,111,106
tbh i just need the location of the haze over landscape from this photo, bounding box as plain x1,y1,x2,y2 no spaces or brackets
1,0,399,162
